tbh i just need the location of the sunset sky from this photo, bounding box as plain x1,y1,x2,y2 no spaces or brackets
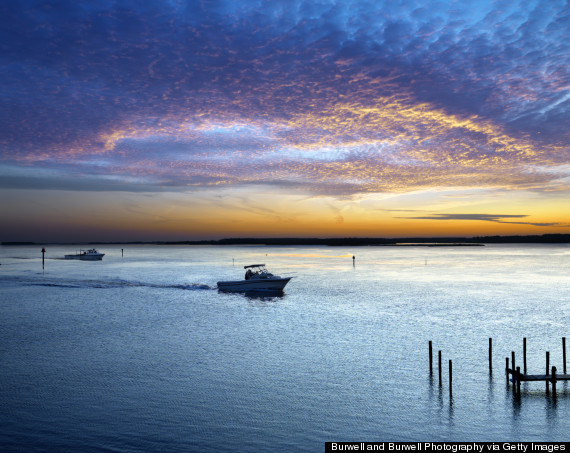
1,0,569,242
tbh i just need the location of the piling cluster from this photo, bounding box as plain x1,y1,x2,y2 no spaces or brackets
428,341,452,395
430,337,568,399
504,337,568,396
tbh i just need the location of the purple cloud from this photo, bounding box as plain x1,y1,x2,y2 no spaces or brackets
396,213,570,228
0,0,568,196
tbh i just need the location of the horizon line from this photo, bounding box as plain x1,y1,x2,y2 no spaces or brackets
3,233,570,246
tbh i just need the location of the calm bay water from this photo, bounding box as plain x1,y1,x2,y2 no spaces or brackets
1,243,569,451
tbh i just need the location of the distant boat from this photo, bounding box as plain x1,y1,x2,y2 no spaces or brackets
217,264,292,292
64,248,105,261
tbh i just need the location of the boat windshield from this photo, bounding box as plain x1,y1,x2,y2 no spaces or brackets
244,264,272,280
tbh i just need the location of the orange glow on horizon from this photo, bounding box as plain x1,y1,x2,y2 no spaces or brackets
3,188,568,243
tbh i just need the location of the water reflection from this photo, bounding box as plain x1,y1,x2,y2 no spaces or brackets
243,290,286,302
504,378,570,430
545,393,558,420
448,392,455,423
217,289,286,301
485,373,495,422
427,372,454,423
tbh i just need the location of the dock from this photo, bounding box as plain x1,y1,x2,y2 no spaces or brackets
507,365,570,395
504,337,568,396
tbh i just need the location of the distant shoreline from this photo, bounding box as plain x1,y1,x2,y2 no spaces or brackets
2,233,569,246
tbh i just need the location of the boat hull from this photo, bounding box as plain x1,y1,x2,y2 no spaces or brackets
64,254,104,261
217,277,291,292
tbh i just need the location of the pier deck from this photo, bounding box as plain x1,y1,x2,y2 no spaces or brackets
507,369,570,382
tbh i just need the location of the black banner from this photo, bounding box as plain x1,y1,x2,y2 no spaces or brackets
325,443,569,453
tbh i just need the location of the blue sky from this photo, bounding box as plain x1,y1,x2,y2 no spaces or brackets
1,0,569,241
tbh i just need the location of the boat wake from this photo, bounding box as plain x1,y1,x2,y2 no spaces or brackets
20,277,214,291
169,283,212,291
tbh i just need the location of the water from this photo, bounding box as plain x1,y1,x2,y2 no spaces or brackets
1,243,569,451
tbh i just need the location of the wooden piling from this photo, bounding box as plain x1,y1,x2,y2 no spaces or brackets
563,337,567,375
546,351,550,393
511,352,516,393
551,366,557,396
429,341,433,375
511,351,515,375
489,338,492,374
506,357,509,385
438,350,442,386
449,360,453,396
523,337,527,375
516,366,521,394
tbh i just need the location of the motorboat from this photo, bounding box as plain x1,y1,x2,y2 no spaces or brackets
64,248,105,261
217,264,292,292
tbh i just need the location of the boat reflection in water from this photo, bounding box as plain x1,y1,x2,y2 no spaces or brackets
217,264,293,293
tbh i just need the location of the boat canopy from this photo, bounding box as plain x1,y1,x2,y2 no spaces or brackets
244,264,265,269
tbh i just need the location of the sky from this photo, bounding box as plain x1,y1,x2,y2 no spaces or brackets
1,0,569,242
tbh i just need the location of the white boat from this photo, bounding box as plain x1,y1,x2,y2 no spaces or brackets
64,248,105,261
217,264,292,292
